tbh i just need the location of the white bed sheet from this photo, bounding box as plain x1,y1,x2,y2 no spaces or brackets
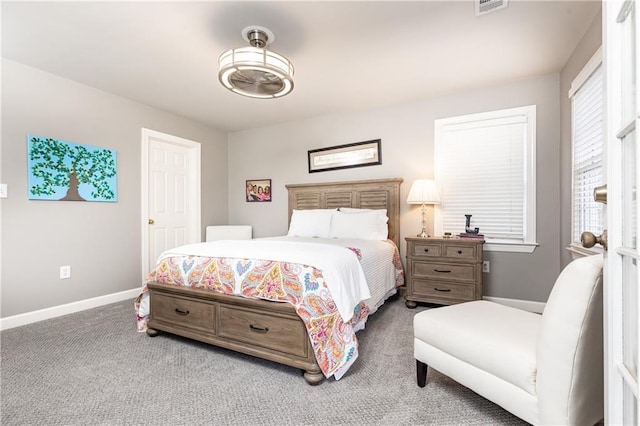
258,236,399,314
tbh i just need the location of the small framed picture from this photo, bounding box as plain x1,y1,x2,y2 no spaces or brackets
245,179,272,202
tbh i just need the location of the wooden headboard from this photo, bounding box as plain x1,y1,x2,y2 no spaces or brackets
285,178,403,248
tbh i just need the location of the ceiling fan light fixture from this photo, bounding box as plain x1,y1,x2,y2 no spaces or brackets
218,27,294,99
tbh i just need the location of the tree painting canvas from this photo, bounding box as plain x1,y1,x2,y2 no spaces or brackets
28,135,117,202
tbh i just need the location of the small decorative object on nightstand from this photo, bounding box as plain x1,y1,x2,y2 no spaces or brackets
406,179,441,238
464,214,479,234
405,236,484,308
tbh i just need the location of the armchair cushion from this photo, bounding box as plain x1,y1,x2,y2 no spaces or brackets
414,301,540,395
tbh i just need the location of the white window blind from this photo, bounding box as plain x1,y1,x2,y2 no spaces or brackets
571,64,604,243
435,105,536,251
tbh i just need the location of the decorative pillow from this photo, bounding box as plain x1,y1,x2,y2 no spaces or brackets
287,209,334,238
330,210,388,240
336,208,389,239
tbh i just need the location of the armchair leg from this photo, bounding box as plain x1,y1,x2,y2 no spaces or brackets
416,359,428,387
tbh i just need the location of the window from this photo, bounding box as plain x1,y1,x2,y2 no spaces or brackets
569,48,604,253
434,105,537,253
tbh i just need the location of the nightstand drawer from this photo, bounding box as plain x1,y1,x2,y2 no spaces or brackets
443,243,477,260
412,279,476,301
151,292,216,334
412,242,442,257
412,261,476,282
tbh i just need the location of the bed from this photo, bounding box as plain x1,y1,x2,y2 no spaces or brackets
135,178,404,384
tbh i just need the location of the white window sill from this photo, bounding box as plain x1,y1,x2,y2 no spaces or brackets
484,239,538,253
566,243,603,259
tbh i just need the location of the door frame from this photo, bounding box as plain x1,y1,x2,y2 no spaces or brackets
603,0,639,422
141,128,201,280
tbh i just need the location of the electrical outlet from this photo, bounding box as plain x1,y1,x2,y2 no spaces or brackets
483,261,490,273
60,265,71,279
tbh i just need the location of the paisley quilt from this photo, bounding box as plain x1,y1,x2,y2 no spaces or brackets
136,239,404,380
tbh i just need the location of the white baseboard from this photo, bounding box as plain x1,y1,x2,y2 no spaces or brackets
0,288,141,331
483,296,546,314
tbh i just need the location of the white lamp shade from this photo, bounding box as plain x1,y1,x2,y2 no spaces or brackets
407,179,441,204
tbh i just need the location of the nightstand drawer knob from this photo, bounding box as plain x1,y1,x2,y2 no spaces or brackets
434,288,451,292
424,249,429,252
434,269,451,273
457,250,463,254
174,308,190,316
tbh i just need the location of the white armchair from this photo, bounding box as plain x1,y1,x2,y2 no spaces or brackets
413,255,603,425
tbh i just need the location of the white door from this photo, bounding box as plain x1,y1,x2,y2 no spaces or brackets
603,0,639,423
141,128,201,278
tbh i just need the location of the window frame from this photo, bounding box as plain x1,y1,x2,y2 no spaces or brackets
567,46,604,258
434,105,538,253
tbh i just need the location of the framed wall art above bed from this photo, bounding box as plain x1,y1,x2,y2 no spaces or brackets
307,139,381,173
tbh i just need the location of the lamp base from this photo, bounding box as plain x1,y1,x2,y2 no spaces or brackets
416,229,429,238
415,203,431,238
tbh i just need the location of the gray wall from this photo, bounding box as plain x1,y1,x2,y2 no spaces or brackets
1,8,603,317
560,9,603,267
228,74,562,303
1,59,228,317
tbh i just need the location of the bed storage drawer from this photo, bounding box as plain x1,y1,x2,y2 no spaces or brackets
151,292,215,335
146,282,320,384
217,305,308,358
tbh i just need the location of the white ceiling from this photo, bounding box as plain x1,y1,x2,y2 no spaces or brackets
2,1,600,133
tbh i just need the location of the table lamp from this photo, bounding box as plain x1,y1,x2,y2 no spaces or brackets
407,179,441,238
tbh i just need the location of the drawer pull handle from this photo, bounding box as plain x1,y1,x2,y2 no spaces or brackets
457,250,463,254
174,308,190,316
434,288,451,292
434,269,451,273
424,248,429,252
249,324,269,333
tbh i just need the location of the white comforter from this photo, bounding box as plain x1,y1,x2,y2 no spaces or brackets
156,239,371,322
260,236,399,313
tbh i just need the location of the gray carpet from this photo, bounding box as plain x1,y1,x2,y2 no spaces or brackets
1,296,526,425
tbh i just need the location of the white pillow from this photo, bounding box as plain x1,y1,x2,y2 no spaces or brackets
339,207,387,216
336,208,389,239
287,209,334,238
330,210,388,240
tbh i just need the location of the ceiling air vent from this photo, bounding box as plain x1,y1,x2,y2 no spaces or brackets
475,0,508,16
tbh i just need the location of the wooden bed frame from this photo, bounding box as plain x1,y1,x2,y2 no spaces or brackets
145,178,403,384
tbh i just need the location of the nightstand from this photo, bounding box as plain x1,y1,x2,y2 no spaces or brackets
405,237,484,308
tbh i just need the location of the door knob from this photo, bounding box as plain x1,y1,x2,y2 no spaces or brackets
148,219,155,225
581,229,608,251
593,184,607,204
